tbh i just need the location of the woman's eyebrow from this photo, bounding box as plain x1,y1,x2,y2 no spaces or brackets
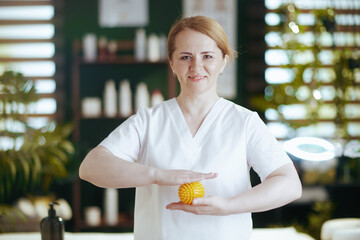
179,52,192,55
201,51,215,54
179,51,216,55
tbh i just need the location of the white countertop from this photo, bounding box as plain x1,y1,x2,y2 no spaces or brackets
0,227,314,240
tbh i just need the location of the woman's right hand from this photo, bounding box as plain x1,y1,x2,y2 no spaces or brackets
80,145,217,188
152,168,217,186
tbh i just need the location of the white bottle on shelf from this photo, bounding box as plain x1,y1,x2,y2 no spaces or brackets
135,28,146,62
151,89,164,107
135,82,150,110
82,33,97,62
159,34,167,61
104,79,117,117
104,188,118,226
119,79,132,117
147,33,160,62
81,97,102,118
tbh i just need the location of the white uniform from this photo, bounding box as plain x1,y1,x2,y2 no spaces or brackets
100,98,291,240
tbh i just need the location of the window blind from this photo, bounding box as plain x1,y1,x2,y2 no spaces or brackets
263,0,360,140
0,0,61,129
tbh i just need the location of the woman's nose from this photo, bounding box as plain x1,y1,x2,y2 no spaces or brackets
190,57,203,69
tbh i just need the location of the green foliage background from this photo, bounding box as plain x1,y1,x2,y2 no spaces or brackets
0,71,74,228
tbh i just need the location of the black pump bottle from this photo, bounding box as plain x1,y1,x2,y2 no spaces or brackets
40,202,64,240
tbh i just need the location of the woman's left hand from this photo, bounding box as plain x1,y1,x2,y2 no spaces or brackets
166,196,231,216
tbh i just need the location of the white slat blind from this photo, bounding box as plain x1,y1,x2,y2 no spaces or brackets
0,0,57,129
264,0,360,140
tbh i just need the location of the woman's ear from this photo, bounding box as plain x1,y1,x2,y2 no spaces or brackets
168,57,176,78
220,55,229,73
168,57,174,71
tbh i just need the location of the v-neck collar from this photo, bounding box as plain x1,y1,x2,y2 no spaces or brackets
167,97,225,147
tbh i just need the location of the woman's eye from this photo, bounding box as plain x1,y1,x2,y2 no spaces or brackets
180,56,191,60
204,55,213,59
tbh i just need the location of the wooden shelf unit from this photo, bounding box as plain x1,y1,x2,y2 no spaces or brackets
71,39,177,231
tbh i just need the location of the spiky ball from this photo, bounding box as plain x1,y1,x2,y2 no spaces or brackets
178,182,205,205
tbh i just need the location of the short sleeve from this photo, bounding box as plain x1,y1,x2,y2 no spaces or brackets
246,112,291,181
99,108,147,162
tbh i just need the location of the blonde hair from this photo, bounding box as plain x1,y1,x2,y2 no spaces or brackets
167,15,237,61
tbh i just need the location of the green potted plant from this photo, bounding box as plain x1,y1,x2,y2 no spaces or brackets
0,71,74,231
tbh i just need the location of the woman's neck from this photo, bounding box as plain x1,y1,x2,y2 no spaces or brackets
176,93,219,117
176,93,219,137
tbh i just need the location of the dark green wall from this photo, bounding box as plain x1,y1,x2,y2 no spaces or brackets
63,0,249,117
64,0,182,40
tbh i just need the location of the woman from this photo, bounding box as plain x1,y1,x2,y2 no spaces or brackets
79,15,302,240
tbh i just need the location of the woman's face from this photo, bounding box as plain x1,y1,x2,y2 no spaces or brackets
169,29,228,96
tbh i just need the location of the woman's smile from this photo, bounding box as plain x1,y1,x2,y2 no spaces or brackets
188,75,207,82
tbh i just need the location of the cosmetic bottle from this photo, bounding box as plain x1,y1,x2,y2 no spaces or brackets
104,79,117,117
159,34,167,61
82,33,97,62
147,33,160,62
151,89,164,107
104,188,118,226
135,82,150,110
135,28,146,62
119,79,132,117
108,40,117,61
40,202,64,240
98,36,108,62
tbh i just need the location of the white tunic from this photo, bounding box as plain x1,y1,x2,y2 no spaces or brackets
100,97,291,240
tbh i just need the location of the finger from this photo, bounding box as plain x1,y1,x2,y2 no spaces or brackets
177,204,211,215
203,172,218,180
166,202,199,210
192,197,212,206
167,202,196,211
166,201,183,209
185,172,217,183
194,172,217,179
166,201,214,215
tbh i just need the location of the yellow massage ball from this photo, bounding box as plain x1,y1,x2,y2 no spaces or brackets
178,182,205,205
